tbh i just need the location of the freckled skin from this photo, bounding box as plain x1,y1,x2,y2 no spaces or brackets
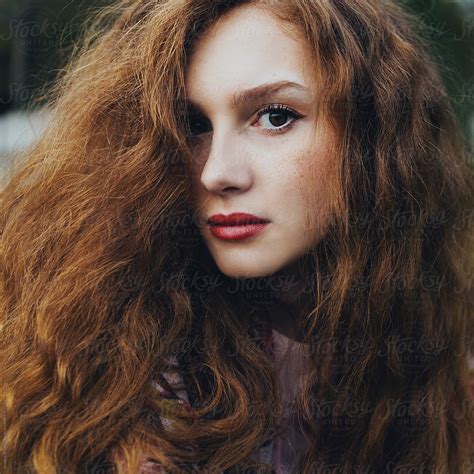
185,4,338,279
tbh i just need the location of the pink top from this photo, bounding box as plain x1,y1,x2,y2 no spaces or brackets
269,327,310,473
142,323,311,473
140,331,474,473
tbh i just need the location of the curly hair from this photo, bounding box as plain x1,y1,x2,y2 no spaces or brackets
1,0,473,472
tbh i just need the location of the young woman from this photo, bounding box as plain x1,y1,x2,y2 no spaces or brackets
1,0,473,472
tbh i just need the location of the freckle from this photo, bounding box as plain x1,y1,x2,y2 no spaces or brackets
293,156,312,184
289,165,304,185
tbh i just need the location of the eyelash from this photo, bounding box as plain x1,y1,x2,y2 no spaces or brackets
185,103,302,138
254,104,301,134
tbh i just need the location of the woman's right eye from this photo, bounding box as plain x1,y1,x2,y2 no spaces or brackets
186,116,212,137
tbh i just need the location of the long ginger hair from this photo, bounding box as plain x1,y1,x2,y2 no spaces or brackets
1,0,473,472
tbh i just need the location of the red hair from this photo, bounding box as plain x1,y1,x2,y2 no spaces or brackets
1,0,473,472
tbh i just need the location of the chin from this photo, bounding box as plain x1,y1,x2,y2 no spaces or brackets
218,265,270,279
212,256,279,279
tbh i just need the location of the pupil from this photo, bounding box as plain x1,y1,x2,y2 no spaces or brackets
269,112,287,127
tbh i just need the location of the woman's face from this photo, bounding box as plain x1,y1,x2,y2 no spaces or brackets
184,4,337,279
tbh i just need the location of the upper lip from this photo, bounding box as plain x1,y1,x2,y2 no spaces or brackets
207,212,271,226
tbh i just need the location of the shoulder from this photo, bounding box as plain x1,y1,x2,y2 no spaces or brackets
151,355,195,431
469,364,474,400
152,355,190,403
130,356,191,472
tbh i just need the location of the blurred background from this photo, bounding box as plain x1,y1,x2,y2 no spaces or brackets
0,0,473,170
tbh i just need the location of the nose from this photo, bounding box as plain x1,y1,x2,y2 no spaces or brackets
199,128,253,195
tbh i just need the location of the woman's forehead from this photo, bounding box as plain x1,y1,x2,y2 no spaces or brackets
184,4,315,104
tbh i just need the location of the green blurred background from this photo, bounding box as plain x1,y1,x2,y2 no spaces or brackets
0,0,473,153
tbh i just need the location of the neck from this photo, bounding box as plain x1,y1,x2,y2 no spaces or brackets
263,255,314,343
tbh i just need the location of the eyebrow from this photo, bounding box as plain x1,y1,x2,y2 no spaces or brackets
186,80,311,113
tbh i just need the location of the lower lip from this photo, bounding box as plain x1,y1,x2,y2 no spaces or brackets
208,223,270,240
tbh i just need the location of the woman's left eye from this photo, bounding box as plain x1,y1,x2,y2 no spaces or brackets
254,104,302,133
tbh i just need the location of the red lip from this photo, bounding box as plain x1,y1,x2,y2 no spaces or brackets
207,213,271,241
207,212,270,226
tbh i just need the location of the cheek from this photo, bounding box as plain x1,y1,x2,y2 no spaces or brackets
292,143,337,237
